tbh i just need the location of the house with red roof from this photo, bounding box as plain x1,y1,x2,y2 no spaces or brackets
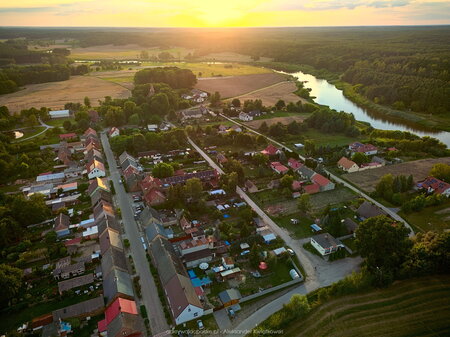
288,158,303,171
311,173,335,192
337,157,359,173
59,133,77,141
98,298,142,337
270,161,289,175
349,142,378,156
261,144,281,156
303,183,320,194
292,180,303,191
143,189,166,206
109,127,120,138
418,176,450,197
84,128,97,138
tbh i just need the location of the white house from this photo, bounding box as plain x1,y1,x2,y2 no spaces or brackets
310,233,343,256
49,110,70,119
147,124,158,132
108,127,120,138
239,112,253,121
87,160,106,179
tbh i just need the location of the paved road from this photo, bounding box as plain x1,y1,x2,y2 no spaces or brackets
101,133,169,336
187,136,362,335
219,114,415,237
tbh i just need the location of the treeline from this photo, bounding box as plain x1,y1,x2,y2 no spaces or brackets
0,40,46,65
305,108,360,137
134,67,197,89
0,64,88,95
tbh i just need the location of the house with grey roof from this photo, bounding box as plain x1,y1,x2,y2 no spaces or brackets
357,201,386,220
99,228,123,254
58,273,94,294
150,237,204,325
219,288,242,307
52,295,104,320
298,166,316,179
310,233,343,256
103,267,134,305
101,246,128,277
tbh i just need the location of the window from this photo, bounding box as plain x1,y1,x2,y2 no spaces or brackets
194,312,198,317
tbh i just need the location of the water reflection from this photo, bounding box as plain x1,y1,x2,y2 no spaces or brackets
283,70,450,147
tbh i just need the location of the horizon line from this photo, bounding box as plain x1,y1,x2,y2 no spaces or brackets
0,24,449,29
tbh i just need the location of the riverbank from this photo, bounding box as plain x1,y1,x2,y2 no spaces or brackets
254,61,450,133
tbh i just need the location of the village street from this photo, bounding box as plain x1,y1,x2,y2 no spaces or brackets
101,132,169,336
187,136,362,335
219,114,414,236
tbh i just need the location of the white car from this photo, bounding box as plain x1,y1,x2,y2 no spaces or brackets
197,320,204,329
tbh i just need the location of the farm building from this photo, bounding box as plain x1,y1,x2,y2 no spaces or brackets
49,109,70,119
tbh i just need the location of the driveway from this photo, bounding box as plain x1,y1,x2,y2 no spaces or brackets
101,133,170,336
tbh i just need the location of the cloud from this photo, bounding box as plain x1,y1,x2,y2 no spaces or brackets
258,0,412,11
0,7,55,13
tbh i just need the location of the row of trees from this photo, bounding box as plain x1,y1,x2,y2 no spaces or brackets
110,128,186,155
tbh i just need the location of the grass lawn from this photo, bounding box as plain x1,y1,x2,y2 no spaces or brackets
1,294,93,333
238,259,294,296
179,313,218,332
252,189,289,208
282,275,450,337
273,212,315,239
399,201,450,233
253,111,312,121
309,187,358,211
341,237,357,252
285,129,367,148
46,117,74,128
303,242,322,257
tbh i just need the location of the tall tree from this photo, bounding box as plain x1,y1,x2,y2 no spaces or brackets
355,215,412,283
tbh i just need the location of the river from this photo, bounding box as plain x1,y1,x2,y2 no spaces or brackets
285,70,450,147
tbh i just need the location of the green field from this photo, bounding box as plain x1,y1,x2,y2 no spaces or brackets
283,275,450,337
273,212,315,238
399,201,450,233
288,129,366,147
309,187,357,211
252,111,312,121
45,117,74,128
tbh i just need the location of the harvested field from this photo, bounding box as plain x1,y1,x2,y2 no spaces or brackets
343,157,450,192
283,275,450,337
0,76,130,113
70,44,194,60
195,72,288,98
245,115,307,129
235,81,305,106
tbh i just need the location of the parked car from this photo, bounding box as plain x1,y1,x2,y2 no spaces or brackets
287,248,295,256
197,320,204,329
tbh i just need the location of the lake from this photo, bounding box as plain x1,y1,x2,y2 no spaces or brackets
285,70,450,147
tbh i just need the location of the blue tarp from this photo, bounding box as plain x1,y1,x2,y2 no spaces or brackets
191,277,212,287
188,269,197,279
223,214,230,218
311,224,322,232
225,241,230,245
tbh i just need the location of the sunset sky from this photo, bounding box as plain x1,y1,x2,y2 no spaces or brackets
0,0,449,27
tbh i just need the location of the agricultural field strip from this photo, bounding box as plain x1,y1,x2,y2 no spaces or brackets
284,276,450,337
